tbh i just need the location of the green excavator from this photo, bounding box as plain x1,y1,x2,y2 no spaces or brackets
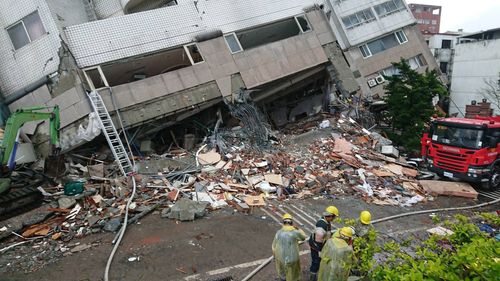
0,106,60,219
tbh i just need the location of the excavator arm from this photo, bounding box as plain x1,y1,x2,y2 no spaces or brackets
0,106,60,168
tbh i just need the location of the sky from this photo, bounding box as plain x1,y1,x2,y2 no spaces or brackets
410,0,500,33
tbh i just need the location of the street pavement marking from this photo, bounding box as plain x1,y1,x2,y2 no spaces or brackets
184,250,310,281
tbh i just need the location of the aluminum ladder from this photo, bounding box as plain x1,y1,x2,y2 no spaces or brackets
87,91,133,176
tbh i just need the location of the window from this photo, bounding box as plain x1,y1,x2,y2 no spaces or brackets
359,30,408,58
7,11,46,50
295,15,311,33
341,8,375,29
184,43,204,65
432,8,440,15
395,30,408,43
223,16,311,53
224,33,243,54
441,39,451,49
380,55,426,77
374,0,406,17
408,54,426,69
440,62,448,73
431,20,437,25
84,67,108,90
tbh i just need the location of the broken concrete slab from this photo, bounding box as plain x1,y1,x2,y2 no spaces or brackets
419,180,478,199
58,197,77,209
168,198,208,221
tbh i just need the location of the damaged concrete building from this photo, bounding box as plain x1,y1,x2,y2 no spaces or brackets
0,0,438,152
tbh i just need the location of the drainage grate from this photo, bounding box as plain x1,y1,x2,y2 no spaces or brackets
208,276,233,281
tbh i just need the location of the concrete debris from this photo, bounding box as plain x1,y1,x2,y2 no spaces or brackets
427,226,454,236
0,112,460,274
57,197,76,209
103,218,122,232
168,198,208,221
419,180,478,199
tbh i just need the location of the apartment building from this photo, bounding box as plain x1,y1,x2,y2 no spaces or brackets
1,0,360,151
409,3,441,36
449,28,500,116
323,0,440,97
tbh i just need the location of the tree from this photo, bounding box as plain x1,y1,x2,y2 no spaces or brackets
479,76,500,111
383,59,447,152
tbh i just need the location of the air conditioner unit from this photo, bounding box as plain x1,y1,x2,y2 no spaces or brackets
367,79,378,88
375,75,386,84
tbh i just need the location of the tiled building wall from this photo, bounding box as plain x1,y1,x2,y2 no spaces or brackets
0,0,61,97
348,25,440,96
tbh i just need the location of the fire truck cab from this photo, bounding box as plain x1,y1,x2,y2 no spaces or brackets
421,116,500,190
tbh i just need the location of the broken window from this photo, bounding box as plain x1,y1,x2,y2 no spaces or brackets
184,43,204,65
7,11,46,50
441,39,451,49
295,15,311,33
341,8,375,29
224,33,243,54
236,18,301,50
100,47,192,87
374,0,406,17
84,67,108,89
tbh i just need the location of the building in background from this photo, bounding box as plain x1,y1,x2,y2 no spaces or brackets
426,31,464,83
324,0,441,98
409,3,441,37
449,28,500,117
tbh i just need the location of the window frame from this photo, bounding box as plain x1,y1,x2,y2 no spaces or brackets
342,8,376,29
294,14,312,33
183,43,205,65
360,31,407,58
83,66,109,90
224,32,244,54
395,30,408,44
6,10,47,50
374,0,406,18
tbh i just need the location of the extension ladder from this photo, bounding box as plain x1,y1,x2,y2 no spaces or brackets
87,91,133,176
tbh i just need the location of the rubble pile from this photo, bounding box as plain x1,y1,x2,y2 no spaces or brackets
0,113,431,273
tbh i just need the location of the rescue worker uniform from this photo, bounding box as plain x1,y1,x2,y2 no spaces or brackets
317,228,355,281
272,215,307,281
309,206,339,281
353,211,373,238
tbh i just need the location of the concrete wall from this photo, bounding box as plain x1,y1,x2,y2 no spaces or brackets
348,25,440,96
0,0,61,97
450,39,500,116
99,10,331,128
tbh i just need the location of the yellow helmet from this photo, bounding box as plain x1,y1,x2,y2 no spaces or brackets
340,227,354,238
325,206,339,217
282,213,293,220
360,211,371,225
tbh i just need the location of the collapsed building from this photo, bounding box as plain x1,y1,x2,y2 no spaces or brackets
0,0,439,153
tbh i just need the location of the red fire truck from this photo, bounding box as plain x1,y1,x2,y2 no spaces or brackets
421,115,500,190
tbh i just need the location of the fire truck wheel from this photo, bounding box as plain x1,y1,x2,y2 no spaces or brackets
484,166,500,191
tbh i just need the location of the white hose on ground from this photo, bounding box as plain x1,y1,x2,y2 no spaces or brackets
104,175,137,281
195,144,208,167
240,197,500,281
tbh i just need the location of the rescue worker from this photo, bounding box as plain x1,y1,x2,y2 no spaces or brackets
317,227,355,281
353,210,373,238
308,205,339,281
272,213,307,281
